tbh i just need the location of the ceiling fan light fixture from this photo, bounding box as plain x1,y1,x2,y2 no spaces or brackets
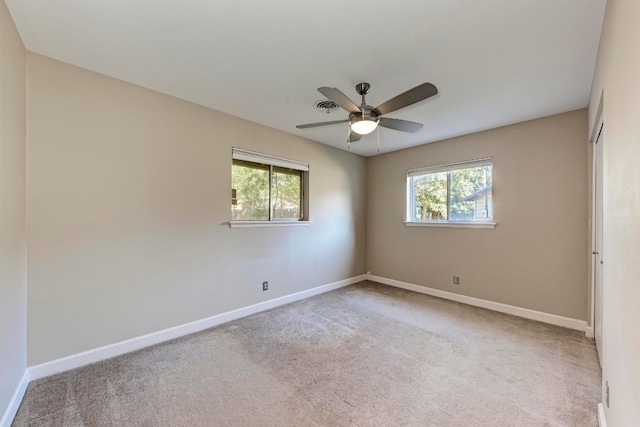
350,116,379,135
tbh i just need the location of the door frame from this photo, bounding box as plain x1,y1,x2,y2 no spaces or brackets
590,115,604,363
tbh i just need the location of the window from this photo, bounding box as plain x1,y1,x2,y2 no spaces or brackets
230,148,309,227
406,158,494,228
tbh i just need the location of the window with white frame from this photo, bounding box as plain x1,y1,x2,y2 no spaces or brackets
407,158,493,225
231,148,309,223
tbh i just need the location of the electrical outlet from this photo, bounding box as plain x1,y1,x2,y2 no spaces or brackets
453,276,460,285
262,281,268,291
606,381,610,408
366,270,371,275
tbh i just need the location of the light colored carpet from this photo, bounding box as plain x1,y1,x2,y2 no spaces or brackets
13,281,601,426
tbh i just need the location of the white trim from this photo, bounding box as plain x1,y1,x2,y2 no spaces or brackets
367,274,587,332
405,221,496,229
28,275,366,380
585,326,595,339
597,403,607,427
0,370,29,427
229,220,312,228
590,117,604,342
232,147,309,171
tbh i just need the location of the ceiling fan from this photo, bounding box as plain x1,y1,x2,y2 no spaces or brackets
296,82,438,142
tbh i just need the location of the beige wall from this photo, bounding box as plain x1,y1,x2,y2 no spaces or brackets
367,110,588,320
0,0,27,417
26,53,366,365
588,0,640,424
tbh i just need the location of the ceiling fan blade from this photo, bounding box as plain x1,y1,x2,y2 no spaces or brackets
373,83,438,116
349,131,362,142
379,117,423,133
296,119,348,129
318,87,361,114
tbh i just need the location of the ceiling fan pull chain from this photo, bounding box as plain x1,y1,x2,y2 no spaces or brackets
377,126,380,153
347,124,351,150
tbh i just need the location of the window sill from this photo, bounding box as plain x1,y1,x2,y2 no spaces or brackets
229,221,312,228
404,221,496,229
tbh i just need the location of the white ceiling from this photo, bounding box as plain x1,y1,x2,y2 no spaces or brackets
6,0,606,157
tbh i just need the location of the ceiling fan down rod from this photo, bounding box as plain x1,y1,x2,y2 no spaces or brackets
355,82,370,108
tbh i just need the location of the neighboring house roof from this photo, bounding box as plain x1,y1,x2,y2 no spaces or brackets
463,185,492,201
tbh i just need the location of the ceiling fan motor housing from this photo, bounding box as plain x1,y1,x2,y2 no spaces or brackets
349,107,378,123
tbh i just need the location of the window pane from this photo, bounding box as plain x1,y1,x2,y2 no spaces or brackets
232,159,270,220
412,172,448,221
449,166,492,221
272,166,302,219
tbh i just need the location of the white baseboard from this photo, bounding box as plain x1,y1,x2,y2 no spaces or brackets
585,326,595,339
367,275,588,332
598,403,607,427
0,369,29,427
29,274,366,380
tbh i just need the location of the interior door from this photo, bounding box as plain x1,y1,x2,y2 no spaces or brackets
594,124,604,365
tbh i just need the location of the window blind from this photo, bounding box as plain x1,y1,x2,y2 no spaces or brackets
407,157,493,177
232,147,309,172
